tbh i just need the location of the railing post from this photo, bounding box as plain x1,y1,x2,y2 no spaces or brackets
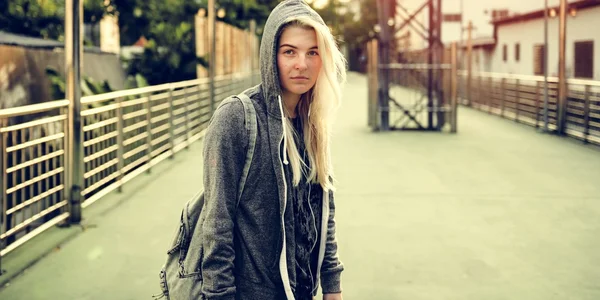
478,74,482,109
116,97,124,192
501,77,506,118
450,42,457,133
535,81,541,128
0,118,7,268
466,21,473,107
168,87,175,159
515,79,520,122
208,0,216,115
146,93,153,174
557,0,567,135
488,76,492,114
184,87,190,150
65,0,83,224
583,84,591,143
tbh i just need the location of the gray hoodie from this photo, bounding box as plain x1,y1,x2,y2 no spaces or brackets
200,1,343,299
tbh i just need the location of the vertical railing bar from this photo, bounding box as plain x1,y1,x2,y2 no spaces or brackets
61,106,67,211
19,128,25,235
168,87,175,159
146,93,153,174
45,120,50,220
535,81,541,128
583,84,591,143
116,97,124,192
36,125,42,224
515,78,520,122
0,118,7,263
488,76,492,114
501,77,506,118
184,87,190,150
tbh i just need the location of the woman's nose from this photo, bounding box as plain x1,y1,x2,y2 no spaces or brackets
294,55,308,70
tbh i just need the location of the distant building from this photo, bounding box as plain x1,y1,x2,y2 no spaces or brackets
464,0,599,80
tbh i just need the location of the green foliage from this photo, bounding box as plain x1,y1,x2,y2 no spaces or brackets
0,0,65,40
46,67,116,100
125,20,200,85
46,67,67,100
0,0,117,41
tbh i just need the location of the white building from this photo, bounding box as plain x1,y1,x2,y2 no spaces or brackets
481,0,599,80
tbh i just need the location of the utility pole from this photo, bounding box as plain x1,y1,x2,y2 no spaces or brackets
65,0,83,224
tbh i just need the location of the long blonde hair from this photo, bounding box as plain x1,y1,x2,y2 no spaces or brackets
280,16,347,192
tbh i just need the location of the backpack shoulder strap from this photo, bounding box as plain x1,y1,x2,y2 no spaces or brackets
235,92,257,204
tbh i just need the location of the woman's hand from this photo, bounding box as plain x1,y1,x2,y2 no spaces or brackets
323,293,343,300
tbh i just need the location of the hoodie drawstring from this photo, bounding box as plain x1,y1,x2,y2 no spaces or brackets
278,95,289,165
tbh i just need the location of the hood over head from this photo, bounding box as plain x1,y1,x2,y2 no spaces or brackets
259,0,326,120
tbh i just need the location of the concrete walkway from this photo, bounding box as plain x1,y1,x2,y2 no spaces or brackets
1,73,599,299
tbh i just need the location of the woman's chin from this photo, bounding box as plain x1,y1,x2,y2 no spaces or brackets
287,86,312,96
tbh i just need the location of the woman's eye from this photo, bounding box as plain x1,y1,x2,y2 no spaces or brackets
308,51,319,56
283,49,294,55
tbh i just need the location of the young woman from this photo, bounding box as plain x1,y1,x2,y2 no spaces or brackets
200,1,346,299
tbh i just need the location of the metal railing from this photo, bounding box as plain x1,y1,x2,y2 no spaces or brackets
0,71,259,257
458,71,600,146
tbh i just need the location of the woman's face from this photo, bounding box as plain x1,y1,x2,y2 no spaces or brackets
277,26,322,97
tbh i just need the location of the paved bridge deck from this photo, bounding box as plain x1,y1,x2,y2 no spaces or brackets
1,73,599,299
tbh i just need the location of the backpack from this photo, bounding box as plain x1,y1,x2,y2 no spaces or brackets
155,92,257,300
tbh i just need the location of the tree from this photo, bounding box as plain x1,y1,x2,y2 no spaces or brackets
1,0,281,85
0,0,64,40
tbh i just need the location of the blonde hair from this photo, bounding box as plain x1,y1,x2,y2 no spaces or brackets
280,16,347,192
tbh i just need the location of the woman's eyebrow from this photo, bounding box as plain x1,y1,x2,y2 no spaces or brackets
279,44,319,50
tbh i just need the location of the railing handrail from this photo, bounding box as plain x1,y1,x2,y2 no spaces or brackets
566,77,600,87
81,77,211,104
0,99,70,118
80,71,261,105
457,70,600,87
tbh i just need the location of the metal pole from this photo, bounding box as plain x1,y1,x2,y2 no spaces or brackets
65,0,83,224
557,0,567,134
116,97,124,192
208,0,216,114
459,0,463,70
0,119,6,273
466,21,473,107
427,0,433,129
435,0,444,130
543,0,549,132
376,0,390,131
249,20,257,85
451,42,458,133
146,93,153,174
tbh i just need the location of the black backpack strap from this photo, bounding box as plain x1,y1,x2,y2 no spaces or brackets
235,92,257,205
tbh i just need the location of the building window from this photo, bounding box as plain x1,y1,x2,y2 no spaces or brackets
515,43,520,61
533,44,546,75
503,44,507,62
574,41,594,79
